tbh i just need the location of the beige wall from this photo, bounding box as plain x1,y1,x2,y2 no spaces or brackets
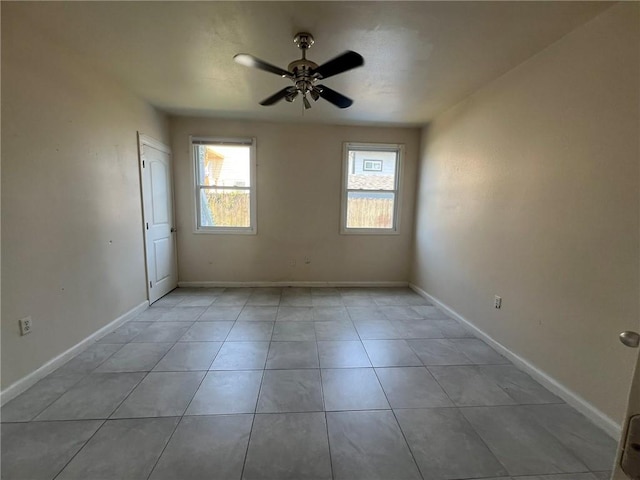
412,3,639,425
1,7,169,389
171,117,420,283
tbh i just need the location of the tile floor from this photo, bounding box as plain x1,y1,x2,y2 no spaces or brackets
1,287,617,480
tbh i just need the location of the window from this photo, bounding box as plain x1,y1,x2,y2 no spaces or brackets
192,137,256,234
363,160,383,172
341,142,402,234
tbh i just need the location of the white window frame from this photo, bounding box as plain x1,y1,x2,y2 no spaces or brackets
191,136,257,235
340,142,403,235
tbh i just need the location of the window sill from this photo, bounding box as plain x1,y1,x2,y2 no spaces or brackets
340,228,400,236
193,228,257,235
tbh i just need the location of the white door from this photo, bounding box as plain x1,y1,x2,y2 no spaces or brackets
614,328,640,479
139,134,178,304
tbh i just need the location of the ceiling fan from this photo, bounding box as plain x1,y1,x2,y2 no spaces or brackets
234,32,364,110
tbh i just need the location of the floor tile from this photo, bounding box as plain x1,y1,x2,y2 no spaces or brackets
175,295,216,307
276,306,313,321
362,339,422,367
393,320,445,339
429,365,517,406
353,319,403,339
132,307,172,321
314,321,360,341
347,306,387,322
186,370,262,415
111,371,204,418
210,342,269,370
4,287,614,480
342,296,374,306
198,306,243,321
451,338,509,364
411,305,449,318
517,474,599,480
311,295,344,307
480,364,563,404
523,404,617,471
374,294,428,307
272,321,316,341
589,473,611,480
56,417,179,479
95,343,173,372
322,368,389,411
257,369,324,413
35,372,145,420
149,415,252,480
432,319,475,337
1,420,103,480
327,410,421,480
238,306,278,321
395,407,507,479
407,339,474,365
380,306,424,321
131,322,192,343
1,373,85,422
52,343,123,375
318,340,371,368
152,295,184,307
280,295,313,307
461,406,588,475
266,341,319,369
179,321,234,341
375,367,452,408
247,293,281,306
214,293,250,306
227,321,274,341
153,341,221,371
98,321,153,343
312,306,349,321
157,306,206,322
243,412,332,480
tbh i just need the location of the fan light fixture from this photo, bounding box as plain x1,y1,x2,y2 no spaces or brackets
234,32,364,110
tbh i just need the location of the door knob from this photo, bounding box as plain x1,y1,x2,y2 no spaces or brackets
170,227,177,233
619,331,640,348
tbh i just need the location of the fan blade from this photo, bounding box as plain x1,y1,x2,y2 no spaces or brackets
260,87,297,106
311,51,364,80
234,54,292,78
317,85,353,109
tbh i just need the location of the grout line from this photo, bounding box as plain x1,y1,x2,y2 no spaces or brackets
144,416,183,480
238,367,266,479
51,418,107,480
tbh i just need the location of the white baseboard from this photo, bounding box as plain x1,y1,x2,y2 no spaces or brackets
409,283,621,439
178,281,409,288
0,301,149,406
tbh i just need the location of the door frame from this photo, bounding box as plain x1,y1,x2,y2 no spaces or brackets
137,132,177,303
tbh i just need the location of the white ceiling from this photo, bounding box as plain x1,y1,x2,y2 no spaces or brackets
10,1,611,126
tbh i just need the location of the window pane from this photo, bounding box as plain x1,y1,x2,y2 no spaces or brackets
196,145,251,187
200,189,251,228
347,150,397,190
346,191,395,229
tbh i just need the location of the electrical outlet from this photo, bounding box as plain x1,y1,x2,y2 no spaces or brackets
304,256,311,265
288,259,296,267
19,316,32,336
494,296,502,309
